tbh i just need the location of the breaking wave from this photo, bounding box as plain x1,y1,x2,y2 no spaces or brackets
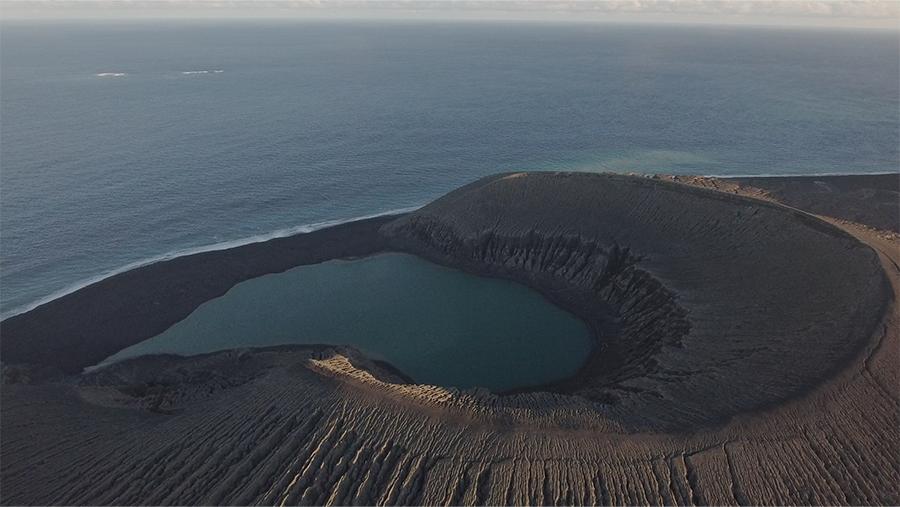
1,206,420,321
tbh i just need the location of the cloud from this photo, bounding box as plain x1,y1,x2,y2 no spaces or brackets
0,0,900,19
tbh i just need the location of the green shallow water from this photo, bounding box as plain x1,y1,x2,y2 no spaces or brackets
98,253,594,391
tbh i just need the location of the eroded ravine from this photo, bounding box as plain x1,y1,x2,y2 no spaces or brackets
380,172,889,430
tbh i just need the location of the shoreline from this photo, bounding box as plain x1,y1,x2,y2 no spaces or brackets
0,206,422,321
1,172,895,385
0,171,900,323
3,172,894,322
0,214,402,374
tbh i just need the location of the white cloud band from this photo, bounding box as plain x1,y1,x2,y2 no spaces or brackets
0,0,900,19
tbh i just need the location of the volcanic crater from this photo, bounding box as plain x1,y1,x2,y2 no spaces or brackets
1,172,896,506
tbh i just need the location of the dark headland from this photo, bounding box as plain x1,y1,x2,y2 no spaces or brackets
2,172,898,505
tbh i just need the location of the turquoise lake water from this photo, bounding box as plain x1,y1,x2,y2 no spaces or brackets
98,253,594,392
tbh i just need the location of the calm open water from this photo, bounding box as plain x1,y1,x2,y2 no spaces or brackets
96,253,594,391
1,21,898,317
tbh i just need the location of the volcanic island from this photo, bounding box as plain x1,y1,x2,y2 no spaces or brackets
1,172,898,505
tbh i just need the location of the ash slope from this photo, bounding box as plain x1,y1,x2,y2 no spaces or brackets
382,172,889,430
659,173,900,234
2,173,897,506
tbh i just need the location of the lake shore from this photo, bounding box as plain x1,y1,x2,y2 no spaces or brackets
0,214,400,374
1,172,896,381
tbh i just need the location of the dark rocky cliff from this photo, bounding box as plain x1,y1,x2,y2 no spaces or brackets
382,172,890,429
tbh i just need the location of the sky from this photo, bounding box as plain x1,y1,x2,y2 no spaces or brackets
1,0,898,29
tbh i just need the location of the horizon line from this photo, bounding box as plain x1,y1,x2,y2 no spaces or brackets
0,8,900,31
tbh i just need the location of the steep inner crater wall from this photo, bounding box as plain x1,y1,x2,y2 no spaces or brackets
381,172,889,430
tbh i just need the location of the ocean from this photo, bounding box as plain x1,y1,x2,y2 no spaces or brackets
1,21,897,318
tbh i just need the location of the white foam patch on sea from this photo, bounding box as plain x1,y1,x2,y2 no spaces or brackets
0,206,420,321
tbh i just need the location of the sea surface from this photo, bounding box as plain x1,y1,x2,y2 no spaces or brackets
96,253,594,391
1,21,898,318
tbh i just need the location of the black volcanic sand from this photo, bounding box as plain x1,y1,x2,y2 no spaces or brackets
733,173,899,232
1,173,890,425
0,215,400,374
661,173,899,233
380,172,889,428
2,172,898,506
